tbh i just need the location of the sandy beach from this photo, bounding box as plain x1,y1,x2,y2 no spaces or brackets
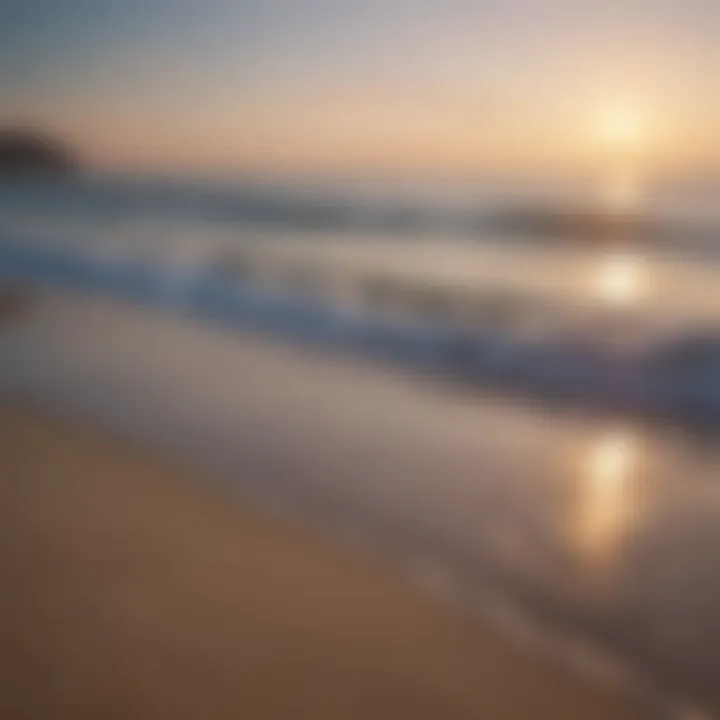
0,402,650,719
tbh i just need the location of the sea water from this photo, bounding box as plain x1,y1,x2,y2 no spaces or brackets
1,174,719,423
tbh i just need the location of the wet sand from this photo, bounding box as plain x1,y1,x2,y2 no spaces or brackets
0,404,649,719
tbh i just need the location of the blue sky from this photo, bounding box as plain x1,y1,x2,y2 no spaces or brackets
2,0,719,175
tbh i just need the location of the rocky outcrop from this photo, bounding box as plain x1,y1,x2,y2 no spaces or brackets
0,128,77,177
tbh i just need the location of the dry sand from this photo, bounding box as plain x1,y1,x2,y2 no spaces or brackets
0,404,649,719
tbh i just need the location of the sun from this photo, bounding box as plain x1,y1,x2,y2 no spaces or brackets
596,106,645,151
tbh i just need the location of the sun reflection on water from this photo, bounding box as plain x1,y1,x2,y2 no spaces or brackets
575,429,644,565
591,251,647,307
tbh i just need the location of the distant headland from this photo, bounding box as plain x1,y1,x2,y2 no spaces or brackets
0,128,78,177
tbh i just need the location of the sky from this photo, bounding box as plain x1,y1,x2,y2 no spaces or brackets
2,0,720,178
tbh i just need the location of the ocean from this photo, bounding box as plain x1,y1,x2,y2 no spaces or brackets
1,174,719,421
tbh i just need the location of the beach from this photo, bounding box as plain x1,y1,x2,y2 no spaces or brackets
2,286,720,715
0,401,649,719
3,2,720,715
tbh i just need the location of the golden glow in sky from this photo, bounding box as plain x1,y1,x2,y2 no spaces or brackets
5,0,719,176
596,106,645,152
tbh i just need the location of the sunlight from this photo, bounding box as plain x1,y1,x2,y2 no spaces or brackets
588,431,636,486
597,106,645,152
575,429,643,564
591,252,647,307
592,106,648,214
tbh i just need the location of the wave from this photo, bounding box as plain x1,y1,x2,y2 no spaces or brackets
2,176,720,257
2,236,719,429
